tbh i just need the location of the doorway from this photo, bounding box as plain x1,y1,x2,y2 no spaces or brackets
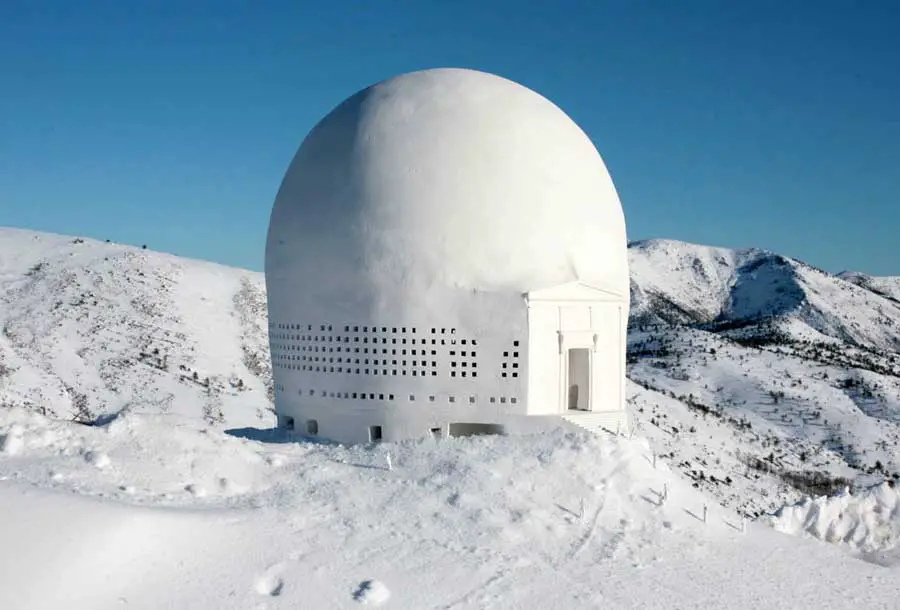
369,425,383,443
567,348,590,411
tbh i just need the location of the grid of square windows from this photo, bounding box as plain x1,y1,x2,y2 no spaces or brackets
270,321,523,392
290,388,517,406
269,322,494,379
500,340,521,379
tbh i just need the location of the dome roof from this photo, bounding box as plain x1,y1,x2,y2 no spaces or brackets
266,68,627,312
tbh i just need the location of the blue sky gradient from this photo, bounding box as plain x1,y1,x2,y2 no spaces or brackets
1,1,898,274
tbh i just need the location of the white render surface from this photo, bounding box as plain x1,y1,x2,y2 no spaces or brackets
266,68,629,443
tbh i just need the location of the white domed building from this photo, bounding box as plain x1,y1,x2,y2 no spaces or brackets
266,68,629,444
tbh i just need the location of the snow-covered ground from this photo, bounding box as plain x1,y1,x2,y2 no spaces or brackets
2,406,898,609
0,228,272,426
3,228,900,608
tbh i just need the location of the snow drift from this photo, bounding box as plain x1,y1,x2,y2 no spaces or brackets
769,483,900,558
2,402,897,609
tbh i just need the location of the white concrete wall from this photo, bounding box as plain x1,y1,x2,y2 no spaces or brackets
526,290,627,416
274,392,531,445
525,302,561,415
589,302,625,413
269,287,530,443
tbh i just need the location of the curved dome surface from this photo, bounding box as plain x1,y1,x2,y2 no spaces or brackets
267,68,627,319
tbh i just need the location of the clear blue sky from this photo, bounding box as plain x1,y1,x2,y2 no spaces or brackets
1,1,898,274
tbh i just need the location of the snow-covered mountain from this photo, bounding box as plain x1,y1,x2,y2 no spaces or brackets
629,238,900,352
0,228,272,427
838,270,900,304
2,228,899,518
627,239,900,516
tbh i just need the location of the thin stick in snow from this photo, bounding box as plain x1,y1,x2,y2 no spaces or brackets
702,503,708,524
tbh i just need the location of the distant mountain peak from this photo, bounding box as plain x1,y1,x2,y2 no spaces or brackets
628,239,900,351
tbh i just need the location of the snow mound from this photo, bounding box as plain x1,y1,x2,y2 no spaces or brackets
353,580,390,605
0,406,273,504
255,564,285,597
1,424,25,455
3,404,899,607
769,483,900,555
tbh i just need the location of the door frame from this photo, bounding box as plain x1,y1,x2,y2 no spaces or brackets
557,330,597,413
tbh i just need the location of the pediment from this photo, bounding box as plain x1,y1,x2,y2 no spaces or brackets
526,281,625,303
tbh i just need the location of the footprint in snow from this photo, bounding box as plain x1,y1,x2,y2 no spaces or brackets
353,580,390,606
255,564,285,597
184,483,208,497
266,454,285,467
1,430,25,455
84,450,110,469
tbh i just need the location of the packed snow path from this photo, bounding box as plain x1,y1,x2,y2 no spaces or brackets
0,408,896,609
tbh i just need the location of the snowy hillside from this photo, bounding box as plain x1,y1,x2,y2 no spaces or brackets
628,239,900,517
0,228,272,427
839,270,900,304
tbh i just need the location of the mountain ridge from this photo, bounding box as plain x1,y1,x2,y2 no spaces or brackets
0,227,272,427
629,237,900,353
